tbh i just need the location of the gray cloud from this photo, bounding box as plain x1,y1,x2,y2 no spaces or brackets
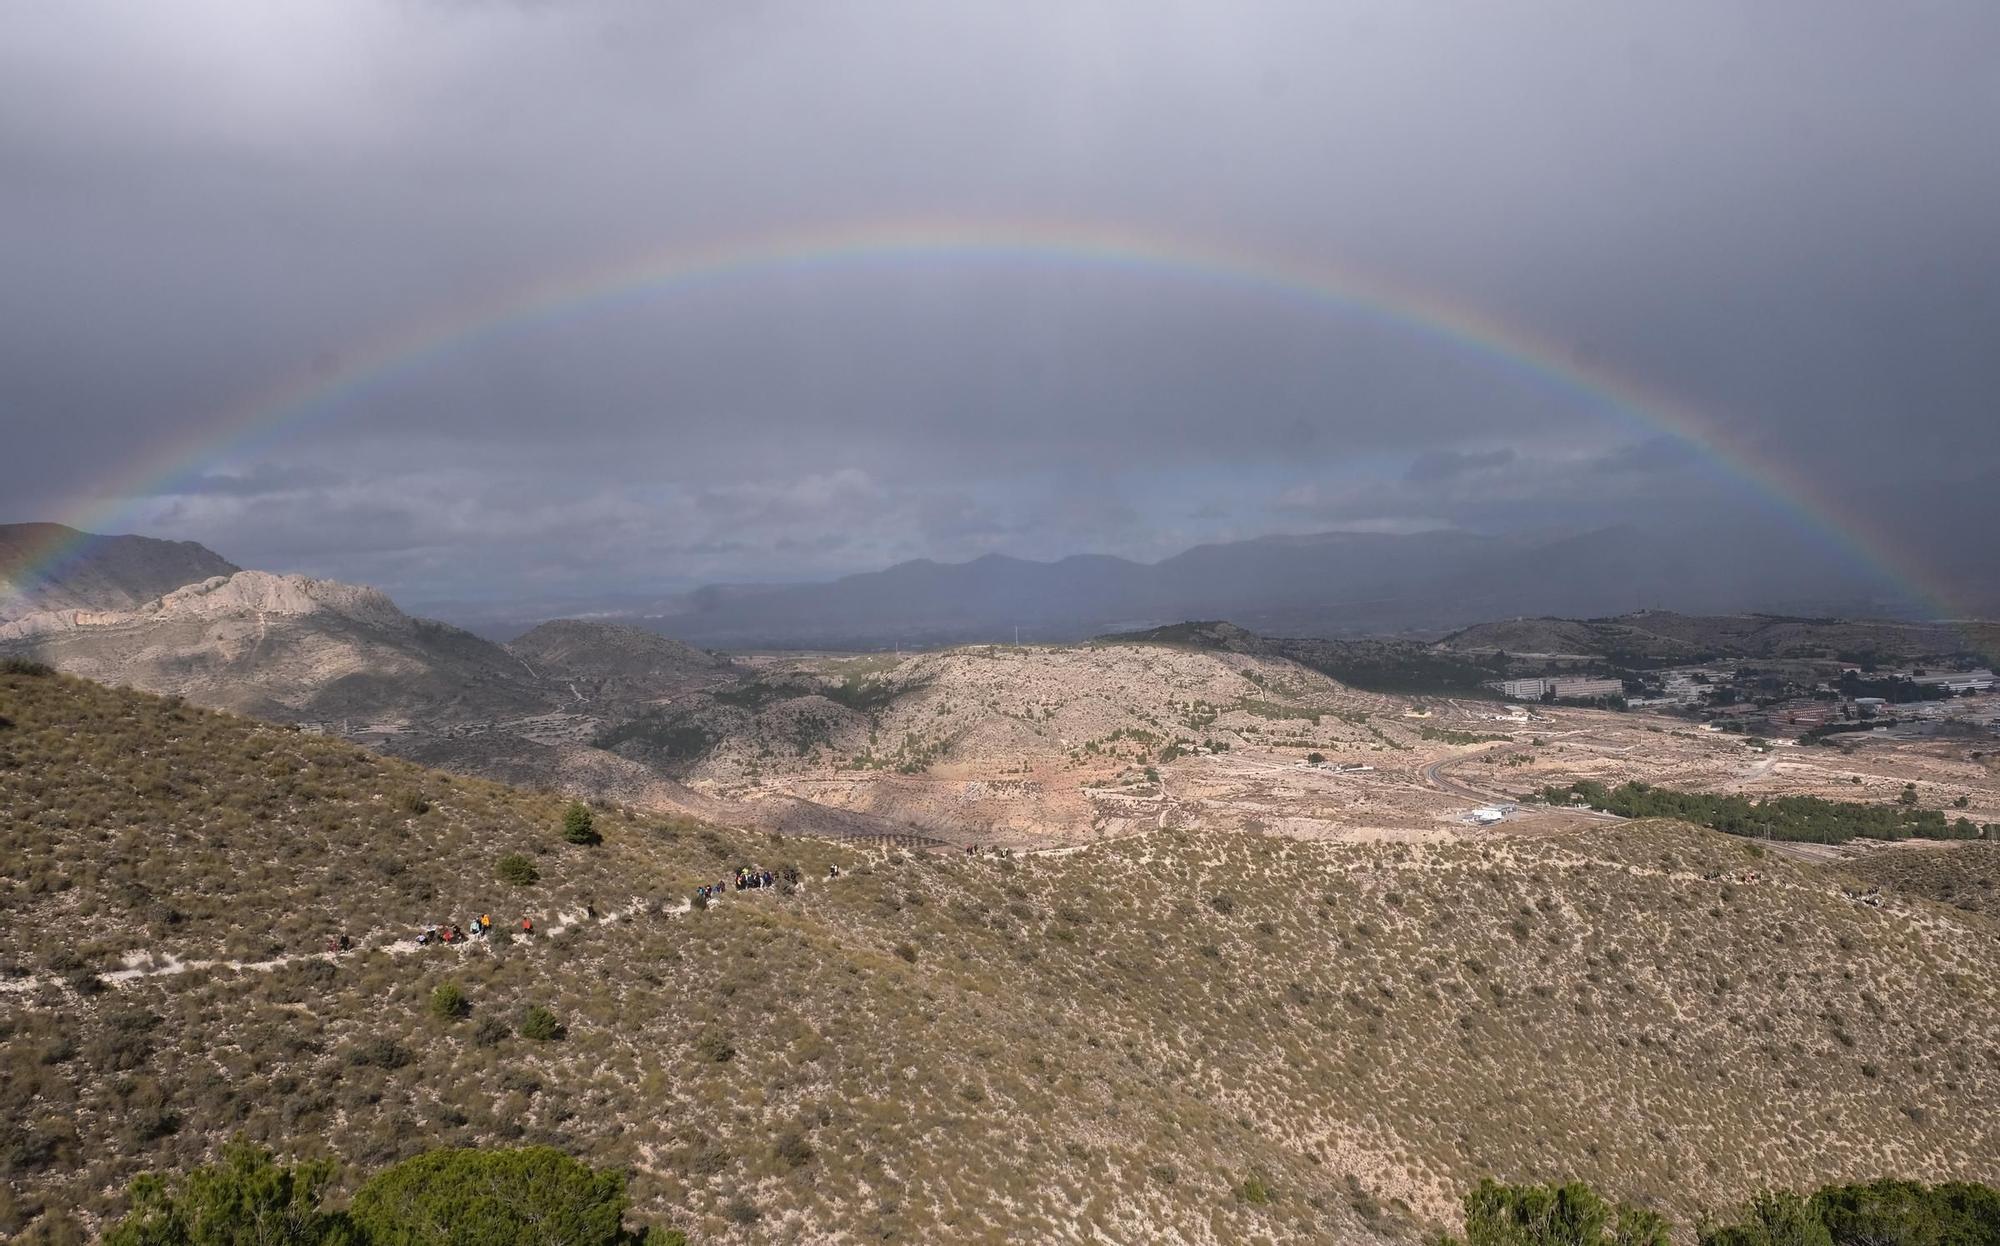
1405,448,1518,485
3,0,1995,612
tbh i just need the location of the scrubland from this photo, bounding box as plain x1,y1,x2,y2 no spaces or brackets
5,666,1999,1242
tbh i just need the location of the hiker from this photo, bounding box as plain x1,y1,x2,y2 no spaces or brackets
520,916,534,936
337,932,352,953
584,900,596,920
419,925,438,946
480,913,492,934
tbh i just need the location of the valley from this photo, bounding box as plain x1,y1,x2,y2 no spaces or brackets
4,534,1999,1243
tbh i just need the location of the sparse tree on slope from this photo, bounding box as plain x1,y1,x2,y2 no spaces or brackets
561,802,599,845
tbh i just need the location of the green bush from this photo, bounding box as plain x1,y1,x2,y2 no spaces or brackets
1233,1174,1271,1205
107,1139,352,1246
1446,1178,1669,1246
349,1146,644,1245
495,854,539,887
561,803,599,845
430,981,469,1022
519,1006,564,1042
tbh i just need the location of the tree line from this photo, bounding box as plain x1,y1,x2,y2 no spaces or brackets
1539,780,1989,844
97,1144,1999,1245
1446,1176,1998,1246
105,1141,674,1246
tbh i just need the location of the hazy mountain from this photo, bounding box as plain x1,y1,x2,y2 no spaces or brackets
634,524,1920,650
0,522,239,619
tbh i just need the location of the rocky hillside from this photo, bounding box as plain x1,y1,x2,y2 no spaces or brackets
5,666,1996,1243
0,570,551,725
598,642,1384,784
0,523,239,620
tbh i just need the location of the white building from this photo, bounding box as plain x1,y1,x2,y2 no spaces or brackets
1486,676,1624,701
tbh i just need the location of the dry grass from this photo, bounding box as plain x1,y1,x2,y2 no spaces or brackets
4,669,1998,1243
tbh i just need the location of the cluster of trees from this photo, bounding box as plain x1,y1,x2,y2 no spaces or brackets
1539,780,1987,844
1446,1177,2000,1246
104,1141,678,1246
89,1149,2000,1246
1838,671,1955,704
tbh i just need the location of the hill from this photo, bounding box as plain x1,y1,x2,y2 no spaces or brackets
0,523,239,621
1103,620,1509,695
0,570,552,725
4,666,1997,1242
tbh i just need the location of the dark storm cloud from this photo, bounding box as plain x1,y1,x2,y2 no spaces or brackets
3,0,1996,609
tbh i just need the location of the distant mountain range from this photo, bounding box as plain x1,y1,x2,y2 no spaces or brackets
611,523,1924,650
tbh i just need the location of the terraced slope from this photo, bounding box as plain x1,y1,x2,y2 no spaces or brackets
3,667,1997,1243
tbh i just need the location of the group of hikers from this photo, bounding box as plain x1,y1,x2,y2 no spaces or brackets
694,865,802,904
413,913,534,947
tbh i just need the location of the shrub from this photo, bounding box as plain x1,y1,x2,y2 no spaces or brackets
694,1031,735,1064
430,981,470,1022
561,803,600,846
773,1129,815,1169
0,657,52,677
349,1146,639,1244
347,1038,412,1070
1234,1174,1271,1205
520,1006,564,1042
893,942,919,964
1452,1178,1668,1246
472,1016,510,1048
496,854,539,887
398,791,432,816
1208,893,1236,915
106,1138,348,1246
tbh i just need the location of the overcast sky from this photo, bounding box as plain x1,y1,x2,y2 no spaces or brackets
5,1,1996,613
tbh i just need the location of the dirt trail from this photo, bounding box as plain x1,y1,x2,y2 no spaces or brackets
0,875,833,996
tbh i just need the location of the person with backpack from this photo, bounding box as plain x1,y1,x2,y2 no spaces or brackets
520,916,534,936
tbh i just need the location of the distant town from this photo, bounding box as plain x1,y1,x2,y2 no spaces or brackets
1487,665,1999,742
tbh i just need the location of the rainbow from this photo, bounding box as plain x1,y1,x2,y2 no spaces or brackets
7,218,1964,619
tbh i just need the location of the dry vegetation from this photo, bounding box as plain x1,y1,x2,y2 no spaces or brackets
4,667,1999,1243
1837,841,2000,920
